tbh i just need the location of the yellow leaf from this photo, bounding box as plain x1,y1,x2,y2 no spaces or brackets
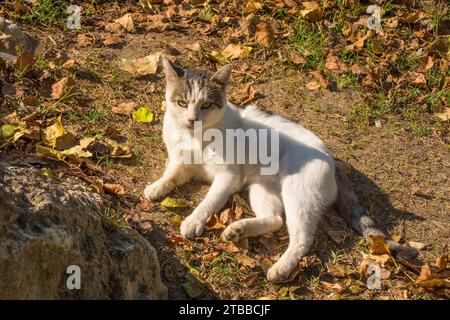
369,235,391,256
43,116,65,147
160,197,188,208
221,44,252,60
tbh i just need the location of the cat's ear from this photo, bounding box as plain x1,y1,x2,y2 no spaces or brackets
210,64,233,87
162,56,184,82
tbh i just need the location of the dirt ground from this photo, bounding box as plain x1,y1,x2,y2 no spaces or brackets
1,1,449,300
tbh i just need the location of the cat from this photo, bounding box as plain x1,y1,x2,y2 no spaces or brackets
144,57,415,282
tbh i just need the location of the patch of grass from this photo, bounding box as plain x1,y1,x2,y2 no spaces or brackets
205,252,240,285
337,72,360,90
412,122,429,137
84,103,109,123
291,19,326,68
392,54,421,72
22,0,65,27
349,103,371,124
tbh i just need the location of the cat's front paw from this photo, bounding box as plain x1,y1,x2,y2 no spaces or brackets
143,181,170,200
180,216,205,239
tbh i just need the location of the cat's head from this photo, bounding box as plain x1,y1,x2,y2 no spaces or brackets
162,57,232,130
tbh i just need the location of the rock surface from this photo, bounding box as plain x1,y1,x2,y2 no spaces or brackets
0,161,167,299
0,17,36,56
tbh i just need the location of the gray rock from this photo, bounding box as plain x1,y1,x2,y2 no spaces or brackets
0,17,37,56
0,162,167,299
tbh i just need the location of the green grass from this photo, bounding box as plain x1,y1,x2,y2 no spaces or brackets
291,18,326,68
205,252,240,284
22,0,66,27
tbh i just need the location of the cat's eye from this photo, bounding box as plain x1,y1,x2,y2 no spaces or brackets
201,102,214,109
176,100,187,108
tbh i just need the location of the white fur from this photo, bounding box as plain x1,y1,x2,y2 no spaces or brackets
144,100,338,282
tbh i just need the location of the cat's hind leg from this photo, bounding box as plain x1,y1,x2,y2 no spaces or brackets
222,183,284,242
267,161,337,282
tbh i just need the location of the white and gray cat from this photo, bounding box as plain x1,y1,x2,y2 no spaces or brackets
144,57,415,282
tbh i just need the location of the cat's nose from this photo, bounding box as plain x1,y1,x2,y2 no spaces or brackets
187,119,197,127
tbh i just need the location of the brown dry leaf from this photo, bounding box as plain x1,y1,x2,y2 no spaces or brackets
301,1,323,21
408,241,426,250
169,234,185,244
415,263,446,290
215,241,241,253
202,252,219,262
260,258,273,275
369,235,391,256
406,72,427,86
79,137,95,149
306,81,320,90
103,35,124,47
115,13,135,32
1,83,24,99
23,96,40,107
435,107,450,121
112,101,136,116
255,21,274,47
242,272,259,286
230,84,257,105
310,70,329,88
219,205,243,225
351,63,366,75
105,22,123,33
299,255,321,271
221,44,252,60
236,253,257,268
103,183,125,196
118,52,162,76
14,51,34,75
51,77,73,100
77,34,95,47
327,262,356,278
290,53,307,65
360,252,391,268
55,132,78,150
185,42,201,52
205,213,225,230
245,1,263,13
435,255,448,272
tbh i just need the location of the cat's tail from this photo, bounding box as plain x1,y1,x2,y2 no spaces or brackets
334,161,417,259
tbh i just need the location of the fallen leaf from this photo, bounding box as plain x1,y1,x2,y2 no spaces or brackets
103,35,124,46
61,145,92,158
103,183,125,196
221,44,252,60
185,42,201,52
77,34,94,47
1,83,24,99
105,138,132,158
435,255,448,272
255,21,274,47
260,258,273,275
113,101,136,116
208,50,228,65
369,235,391,256
169,234,185,244
236,253,258,268
79,137,95,149
205,213,225,230
306,81,320,90
290,53,306,65
35,144,64,160
118,52,162,76
435,108,450,121
115,13,135,32
327,262,356,278
51,77,72,100
301,2,323,21
408,241,426,250
23,96,40,107
160,197,188,208
43,116,65,147
55,132,78,150
132,107,154,123
310,70,329,88
14,51,34,75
